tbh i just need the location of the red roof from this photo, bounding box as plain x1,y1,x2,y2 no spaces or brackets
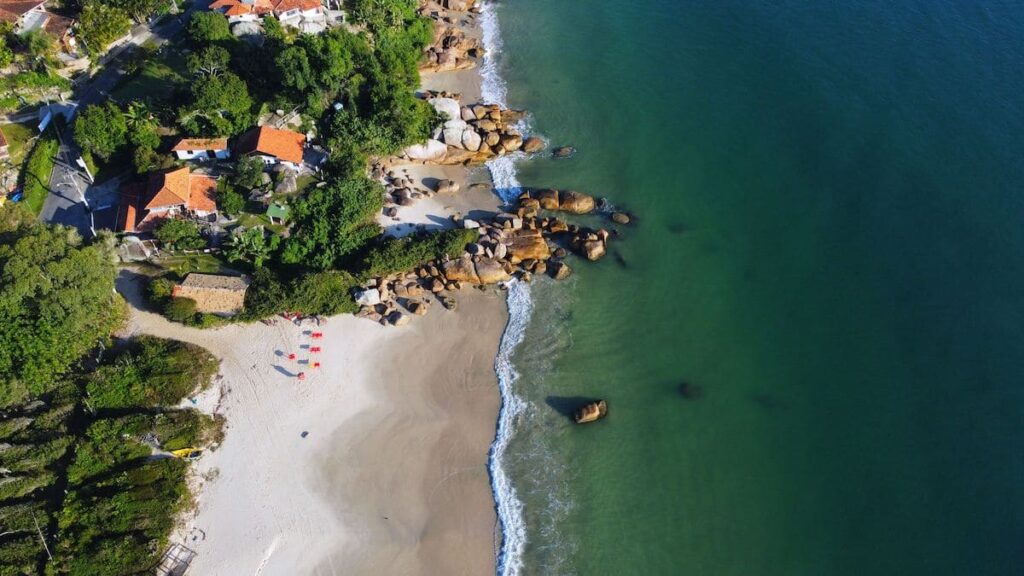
234,126,305,165
115,182,146,233
223,3,251,16
145,167,191,210
186,174,218,213
0,0,44,23
272,0,320,12
172,137,230,152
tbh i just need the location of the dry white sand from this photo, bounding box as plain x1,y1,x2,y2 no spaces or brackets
380,163,502,238
117,272,507,575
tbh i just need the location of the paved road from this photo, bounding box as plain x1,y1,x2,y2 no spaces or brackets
39,2,209,235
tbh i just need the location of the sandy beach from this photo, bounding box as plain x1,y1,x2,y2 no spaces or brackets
119,264,506,575
123,7,509,575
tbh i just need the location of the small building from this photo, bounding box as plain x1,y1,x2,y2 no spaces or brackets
172,137,231,161
234,126,305,170
172,273,250,316
265,203,289,224
272,0,324,29
115,167,219,233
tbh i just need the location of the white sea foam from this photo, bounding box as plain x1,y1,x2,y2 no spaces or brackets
481,3,531,575
489,280,531,576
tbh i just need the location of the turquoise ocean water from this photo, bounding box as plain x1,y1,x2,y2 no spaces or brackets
483,1,1024,574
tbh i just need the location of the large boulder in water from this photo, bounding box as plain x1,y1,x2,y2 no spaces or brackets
535,188,559,210
430,97,462,122
405,139,448,161
583,239,606,261
559,190,596,214
522,136,544,153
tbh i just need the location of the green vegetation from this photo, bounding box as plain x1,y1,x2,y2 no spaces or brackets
242,268,360,319
17,127,56,215
0,122,37,165
280,175,384,269
0,204,124,404
226,226,279,268
178,71,254,136
85,336,219,409
0,205,221,574
50,338,221,575
217,179,246,215
154,218,207,251
363,228,478,277
110,44,190,104
187,11,232,44
77,1,132,54
74,102,127,160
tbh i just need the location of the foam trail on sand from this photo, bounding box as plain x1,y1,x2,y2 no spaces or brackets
481,2,530,575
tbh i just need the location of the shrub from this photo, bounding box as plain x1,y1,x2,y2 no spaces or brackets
18,127,58,215
85,335,220,409
217,181,246,215
164,296,198,324
154,218,207,250
363,228,477,277
241,268,359,319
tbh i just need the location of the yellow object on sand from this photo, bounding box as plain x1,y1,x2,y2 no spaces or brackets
171,448,202,459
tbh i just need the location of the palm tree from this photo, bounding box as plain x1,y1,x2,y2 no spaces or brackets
123,101,153,130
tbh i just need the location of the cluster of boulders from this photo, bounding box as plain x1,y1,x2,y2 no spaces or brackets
403,94,544,165
418,1,483,72
421,23,481,72
374,167,447,217
354,189,626,327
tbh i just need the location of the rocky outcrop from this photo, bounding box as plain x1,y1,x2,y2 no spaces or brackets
505,228,551,264
356,208,617,328
404,139,448,162
522,136,545,153
401,93,533,166
419,0,485,73
559,191,596,214
517,189,596,215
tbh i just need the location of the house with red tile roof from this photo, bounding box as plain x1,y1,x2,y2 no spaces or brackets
115,167,220,233
172,137,231,161
234,126,306,169
207,0,325,30
0,0,78,54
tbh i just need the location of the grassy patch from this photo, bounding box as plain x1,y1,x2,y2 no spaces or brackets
19,127,58,215
0,122,37,166
110,45,190,105
156,251,233,276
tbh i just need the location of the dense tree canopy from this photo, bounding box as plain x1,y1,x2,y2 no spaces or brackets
280,176,384,269
77,1,131,53
73,101,128,160
177,71,254,136
187,11,232,44
0,204,123,405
